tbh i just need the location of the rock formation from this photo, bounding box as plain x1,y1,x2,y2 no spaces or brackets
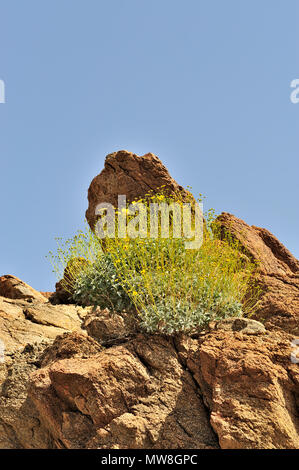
0,295,88,356
187,327,299,449
217,212,299,334
1,293,298,449
0,275,48,303
1,152,299,449
85,150,193,230
0,280,91,448
1,279,298,449
29,333,218,449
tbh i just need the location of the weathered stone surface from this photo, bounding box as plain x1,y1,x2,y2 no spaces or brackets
0,275,47,303
0,287,91,448
40,292,53,300
212,317,266,335
40,332,103,367
0,332,102,449
83,308,138,345
187,328,299,449
29,334,218,449
2,292,299,450
0,342,54,449
217,212,299,334
0,296,89,355
85,150,193,230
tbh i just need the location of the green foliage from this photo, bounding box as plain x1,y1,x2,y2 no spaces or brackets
47,226,101,294
72,254,133,311
48,190,261,335
103,235,258,334
139,295,243,335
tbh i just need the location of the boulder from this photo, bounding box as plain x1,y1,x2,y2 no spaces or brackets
0,286,91,448
216,212,299,334
0,296,89,356
83,308,138,345
29,334,218,449
85,150,193,230
187,328,299,449
0,275,47,303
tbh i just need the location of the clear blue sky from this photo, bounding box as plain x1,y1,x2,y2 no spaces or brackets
0,0,298,291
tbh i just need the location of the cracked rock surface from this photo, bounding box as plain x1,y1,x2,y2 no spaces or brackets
217,212,299,334
1,186,299,448
0,292,91,448
187,329,299,449
85,150,193,230
0,296,89,355
29,334,219,449
0,288,298,449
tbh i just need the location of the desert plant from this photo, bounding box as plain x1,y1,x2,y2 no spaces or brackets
72,254,133,311
47,225,101,294
103,231,259,333
47,226,134,310
48,190,261,334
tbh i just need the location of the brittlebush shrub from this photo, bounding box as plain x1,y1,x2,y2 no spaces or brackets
72,254,133,311
48,191,261,334
48,227,132,310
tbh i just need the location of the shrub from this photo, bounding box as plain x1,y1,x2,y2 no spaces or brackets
48,190,261,334
47,227,132,310
72,254,133,311
47,226,100,283
103,235,258,334
138,295,243,335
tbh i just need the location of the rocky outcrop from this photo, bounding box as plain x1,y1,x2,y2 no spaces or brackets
25,316,298,449
82,308,138,346
85,150,193,230
29,333,218,449
0,290,91,448
1,283,298,449
2,150,299,450
0,275,47,303
216,212,299,334
0,296,89,355
187,328,299,449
